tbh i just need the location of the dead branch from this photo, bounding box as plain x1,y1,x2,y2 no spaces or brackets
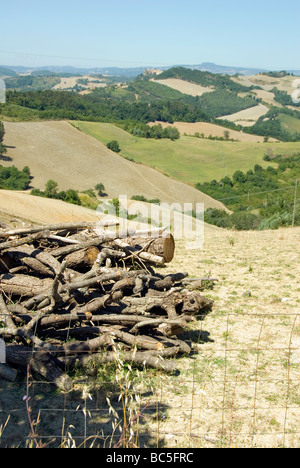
0,220,215,388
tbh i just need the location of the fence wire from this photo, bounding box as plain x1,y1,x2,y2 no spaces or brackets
0,311,299,448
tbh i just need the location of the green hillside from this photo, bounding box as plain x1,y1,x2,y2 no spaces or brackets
278,114,300,134
155,66,252,92
2,66,300,141
73,121,300,185
4,75,61,91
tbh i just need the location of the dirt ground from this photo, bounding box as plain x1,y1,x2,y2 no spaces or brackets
0,220,299,448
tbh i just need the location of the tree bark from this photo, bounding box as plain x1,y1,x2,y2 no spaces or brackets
0,363,18,382
0,231,50,252
113,239,166,265
61,350,177,373
64,247,100,271
6,345,73,392
0,221,119,238
125,235,175,263
0,274,53,297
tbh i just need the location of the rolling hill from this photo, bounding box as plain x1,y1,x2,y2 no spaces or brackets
0,189,113,225
2,120,226,211
72,121,300,185
3,66,300,143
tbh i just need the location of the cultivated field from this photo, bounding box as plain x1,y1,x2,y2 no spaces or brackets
149,121,275,143
74,121,300,185
217,104,270,127
153,78,215,97
2,121,225,210
53,76,107,92
232,74,297,94
251,89,280,107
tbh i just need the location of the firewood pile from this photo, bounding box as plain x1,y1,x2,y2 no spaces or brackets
0,221,214,391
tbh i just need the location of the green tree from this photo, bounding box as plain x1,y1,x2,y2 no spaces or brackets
44,179,58,198
106,140,121,153
64,189,81,205
224,130,230,141
0,121,7,156
0,122,4,143
95,183,105,196
233,170,246,184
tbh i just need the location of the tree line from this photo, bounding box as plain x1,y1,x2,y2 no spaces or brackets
197,154,300,230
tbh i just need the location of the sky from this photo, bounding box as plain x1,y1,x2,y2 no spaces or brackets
0,0,300,70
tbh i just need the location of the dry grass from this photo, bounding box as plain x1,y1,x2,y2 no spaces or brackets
153,78,214,97
0,190,114,225
2,121,225,210
232,74,297,95
0,219,299,448
217,104,269,127
153,225,300,448
252,89,280,107
53,76,107,92
149,121,272,143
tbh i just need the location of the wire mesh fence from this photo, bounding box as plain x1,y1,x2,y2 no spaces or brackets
0,310,299,449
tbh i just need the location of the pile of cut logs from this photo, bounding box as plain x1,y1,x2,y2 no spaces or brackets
0,221,214,391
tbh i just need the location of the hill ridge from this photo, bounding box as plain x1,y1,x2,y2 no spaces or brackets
2,120,227,212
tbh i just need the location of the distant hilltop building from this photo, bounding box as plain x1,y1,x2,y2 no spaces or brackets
143,68,162,76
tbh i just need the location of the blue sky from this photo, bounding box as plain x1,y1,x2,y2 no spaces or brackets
0,0,299,69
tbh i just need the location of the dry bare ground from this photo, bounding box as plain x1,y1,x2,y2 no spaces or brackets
2,121,225,211
232,74,297,95
0,197,299,447
217,104,269,127
0,190,116,225
53,76,107,92
156,225,300,448
153,78,215,97
149,121,273,143
251,89,281,107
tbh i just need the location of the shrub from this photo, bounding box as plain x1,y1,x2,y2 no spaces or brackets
31,180,81,206
106,140,121,153
95,183,105,196
131,195,161,204
0,165,31,190
204,208,232,228
230,212,261,230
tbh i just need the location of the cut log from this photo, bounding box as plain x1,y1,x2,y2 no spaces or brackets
113,239,165,265
6,345,73,392
64,247,100,271
0,363,18,382
7,248,55,277
7,245,62,276
129,317,187,336
0,274,53,297
0,221,119,238
124,235,175,263
0,231,50,252
0,220,215,382
61,350,177,373
51,237,114,258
